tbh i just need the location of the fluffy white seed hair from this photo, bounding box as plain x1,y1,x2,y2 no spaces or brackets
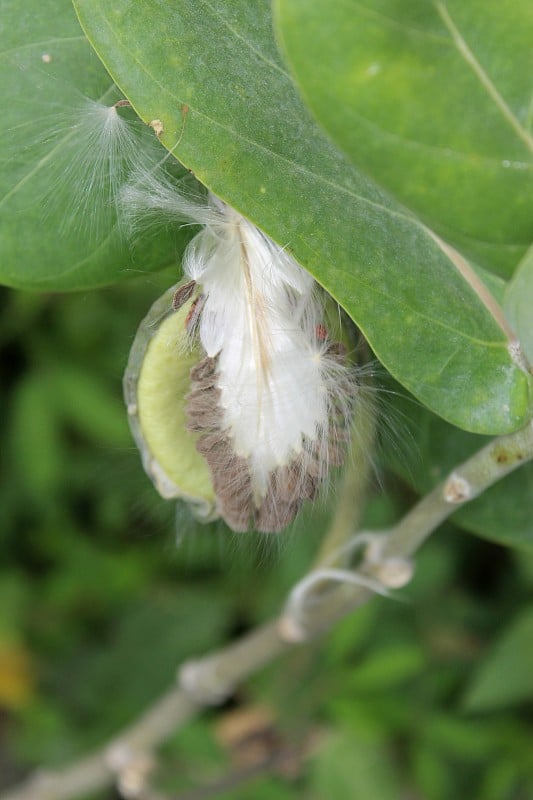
186,198,336,490
18,95,163,238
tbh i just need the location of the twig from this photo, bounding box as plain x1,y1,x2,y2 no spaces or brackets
0,689,201,800
2,420,532,800
382,419,533,559
280,419,533,639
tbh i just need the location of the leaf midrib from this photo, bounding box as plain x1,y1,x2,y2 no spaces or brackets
434,1,533,155
0,35,86,59
200,0,290,78
334,103,532,170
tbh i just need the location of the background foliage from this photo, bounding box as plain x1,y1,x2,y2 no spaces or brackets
1,276,532,798
1,0,532,797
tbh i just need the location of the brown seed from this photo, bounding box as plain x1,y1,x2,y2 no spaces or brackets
172,280,196,311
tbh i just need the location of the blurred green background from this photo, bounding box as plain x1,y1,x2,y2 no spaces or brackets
1,274,532,799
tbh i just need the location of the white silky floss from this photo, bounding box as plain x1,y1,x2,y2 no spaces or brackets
187,195,356,529
25,96,162,240
185,197,338,495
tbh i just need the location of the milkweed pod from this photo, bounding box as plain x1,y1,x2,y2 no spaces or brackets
123,280,217,522
122,178,359,533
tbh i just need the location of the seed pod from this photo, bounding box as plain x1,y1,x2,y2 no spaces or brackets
123,280,217,522
122,177,358,533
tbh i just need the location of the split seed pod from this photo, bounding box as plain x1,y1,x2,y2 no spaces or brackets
124,187,358,533
124,282,217,522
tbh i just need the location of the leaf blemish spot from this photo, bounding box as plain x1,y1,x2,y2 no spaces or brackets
149,119,164,137
507,340,530,373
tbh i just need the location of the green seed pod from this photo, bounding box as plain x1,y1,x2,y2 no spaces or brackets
123,280,217,522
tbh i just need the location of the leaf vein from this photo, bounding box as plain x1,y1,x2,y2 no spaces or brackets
434,1,533,154
198,0,291,78
342,105,531,170
342,0,449,42
0,36,87,59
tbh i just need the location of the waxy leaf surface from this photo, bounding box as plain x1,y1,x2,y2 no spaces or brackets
275,0,533,277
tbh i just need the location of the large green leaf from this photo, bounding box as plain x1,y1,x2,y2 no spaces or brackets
72,0,531,434
311,729,401,800
275,0,533,277
0,0,191,290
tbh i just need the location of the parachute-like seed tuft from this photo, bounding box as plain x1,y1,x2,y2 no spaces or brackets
14,94,165,239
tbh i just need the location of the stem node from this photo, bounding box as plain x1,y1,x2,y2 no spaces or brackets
443,471,473,504
179,659,234,705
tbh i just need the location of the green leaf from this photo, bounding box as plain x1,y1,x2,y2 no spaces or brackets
504,245,533,365
425,715,501,760
412,744,455,800
457,465,533,550
0,0,190,290
346,644,425,691
311,730,400,800
54,366,130,446
9,374,65,500
463,606,533,712
275,0,533,277
72,0,531,434
18,589,232,757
